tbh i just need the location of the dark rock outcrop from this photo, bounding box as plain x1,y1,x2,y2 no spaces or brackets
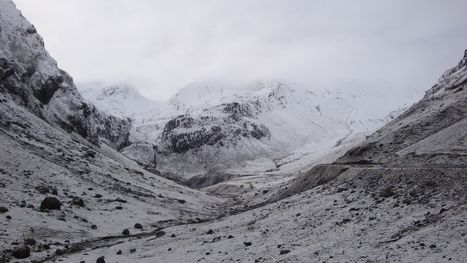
0,2,131,149
40,197,62,211
160,113,270,154
11,245,30,259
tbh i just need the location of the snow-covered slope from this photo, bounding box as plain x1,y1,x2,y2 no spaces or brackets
0,2,223,261
2,1,465,262
62,50,467,263
61,50,467,263
337,50,467,167
80,80,417,185
0,0,132,149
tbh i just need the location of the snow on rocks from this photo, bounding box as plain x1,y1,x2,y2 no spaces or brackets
81,80,417,184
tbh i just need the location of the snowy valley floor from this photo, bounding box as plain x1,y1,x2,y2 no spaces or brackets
44,166,467,263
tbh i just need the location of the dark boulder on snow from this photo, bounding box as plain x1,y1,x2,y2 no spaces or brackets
11,245,30,259
71,197,85,207
96,256,106,263
0,206,8,213
40,197,62,210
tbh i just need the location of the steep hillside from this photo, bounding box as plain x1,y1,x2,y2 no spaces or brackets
1,1,465,262
337,50,467,167
0,1,132,150
0,2,223,262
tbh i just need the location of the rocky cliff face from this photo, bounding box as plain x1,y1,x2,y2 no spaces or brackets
0,1,131,149
160,106,270,154
0,3,221,261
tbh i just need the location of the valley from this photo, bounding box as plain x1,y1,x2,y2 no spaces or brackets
0,1,466,262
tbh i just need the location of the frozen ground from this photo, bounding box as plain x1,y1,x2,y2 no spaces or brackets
0,1,466,262
55,166,467,263
0,91,225,262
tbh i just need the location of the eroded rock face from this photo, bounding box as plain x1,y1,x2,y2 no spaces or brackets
160,111,270,154
0,1,131,149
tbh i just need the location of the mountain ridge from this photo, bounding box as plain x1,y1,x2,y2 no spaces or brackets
80,80,416,185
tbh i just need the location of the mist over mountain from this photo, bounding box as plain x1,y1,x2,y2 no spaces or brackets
0,1,466,262
78,80,417,187
13,0,467,100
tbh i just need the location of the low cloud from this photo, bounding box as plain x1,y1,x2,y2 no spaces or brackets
14,0,467,100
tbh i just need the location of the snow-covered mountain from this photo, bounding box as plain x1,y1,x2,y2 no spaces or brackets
0,1,132,150
80,80,417,185
0,2,222,261
2,1,466,262
67,50,467,263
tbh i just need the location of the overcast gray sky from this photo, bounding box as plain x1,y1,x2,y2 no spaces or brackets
13,0,467,100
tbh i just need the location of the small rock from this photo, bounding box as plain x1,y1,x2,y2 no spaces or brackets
91,224,98,229
11,245,30,259
280,249,291,255
0,206,8,213
35,185,58,195
116,250,122,255
170,233,176,238
244,242,252,247
40,197,62,211
23,238,36,246
85,150,96,158
134,223,143,229
155,230,166,237
130,248,136,253
72,197,85,207
429,244,437,249
379,187,395,198
94,194,103,198
96,256,105,263
227,235,234,239
122,229,130,235
114,198,127,203
206,229,214,235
